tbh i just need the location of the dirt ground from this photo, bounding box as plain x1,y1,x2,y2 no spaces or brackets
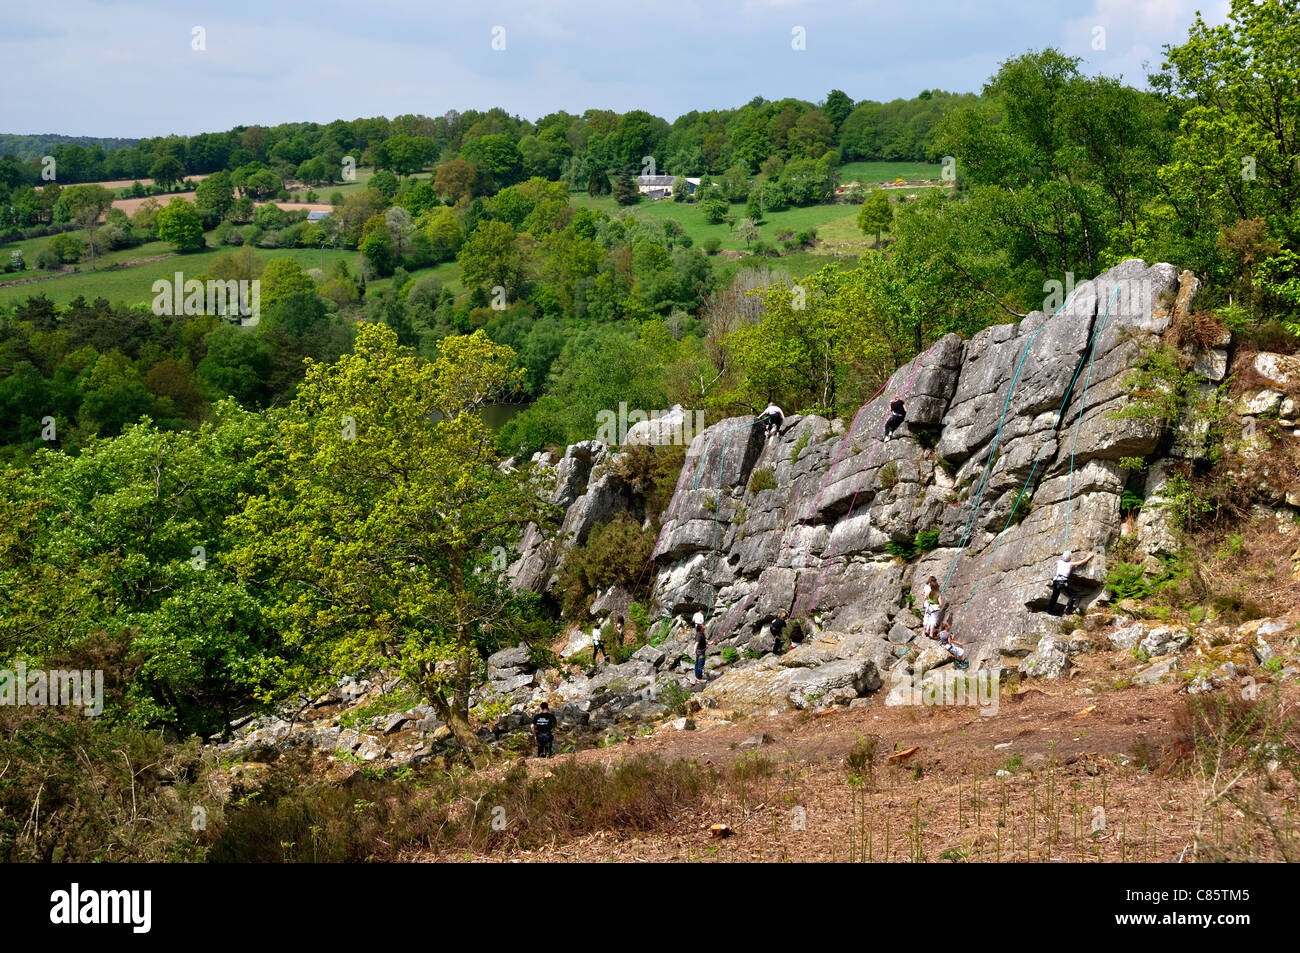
416,652,1299,863
111,194,333,217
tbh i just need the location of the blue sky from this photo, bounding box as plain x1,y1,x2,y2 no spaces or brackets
1,0,1230,138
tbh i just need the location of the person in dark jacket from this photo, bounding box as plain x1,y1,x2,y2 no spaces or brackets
884,395,907,441
692,625,709,685
531,702,557,758
770,610,788,655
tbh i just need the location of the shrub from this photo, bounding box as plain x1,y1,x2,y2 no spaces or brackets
557,512,656,617
789,427,811,463
914,528,940,553
659,680,691,715
48,232,86,263
748,467,777,494
879,460,899,490
886,541,915,560
628,600,651,634
34,245,61,270
607,443,686,523
1166,308,1228,353
845,734,879,788
702,236,722,255
1106,561,1154,601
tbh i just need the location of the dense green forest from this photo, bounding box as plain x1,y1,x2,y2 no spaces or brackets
0,133,141,165
2,0,1299,860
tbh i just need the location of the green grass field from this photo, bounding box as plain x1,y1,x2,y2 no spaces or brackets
0,234,177,283
837,160,942,184
0,243,368,309
3,161,904,310
569,192,869,254
307,169,433,201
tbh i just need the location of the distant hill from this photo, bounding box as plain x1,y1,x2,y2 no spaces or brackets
0,134,140,162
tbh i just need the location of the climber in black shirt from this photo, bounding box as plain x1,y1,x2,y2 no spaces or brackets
884,395,907,441
531,702,557,758
770,610,788,655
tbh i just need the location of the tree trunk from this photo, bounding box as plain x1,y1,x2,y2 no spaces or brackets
429,692,484,766
439,560,488,766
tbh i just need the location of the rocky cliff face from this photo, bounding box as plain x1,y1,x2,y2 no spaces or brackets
643,260,1207,658
506,260,1236,703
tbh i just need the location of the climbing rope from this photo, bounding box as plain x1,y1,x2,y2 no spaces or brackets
937,287,1087,597
951,284,1122,631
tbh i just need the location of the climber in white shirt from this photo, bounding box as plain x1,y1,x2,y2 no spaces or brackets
1048,550,1093,615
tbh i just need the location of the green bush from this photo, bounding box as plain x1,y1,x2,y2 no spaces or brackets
659,680,691,715
557,512,656,617
790,427,811,463
48,233,86,263
914,528,940,553
886,541,915,560
1107,561,1153,601
748,467,777,494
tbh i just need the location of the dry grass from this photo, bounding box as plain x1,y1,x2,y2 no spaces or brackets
1189,520,1300,620
413,664,1300,863
1228,345,1300,401
1166,308,1228,353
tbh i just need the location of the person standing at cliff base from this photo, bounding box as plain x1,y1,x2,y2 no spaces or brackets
591,622,611,664
532,702,557,758
922,594,943,640
770,610,788,654
692,624,709,686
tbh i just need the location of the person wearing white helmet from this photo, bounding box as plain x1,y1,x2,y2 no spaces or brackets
1048,549,1093,615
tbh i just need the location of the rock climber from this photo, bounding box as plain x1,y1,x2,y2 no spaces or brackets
939,621,968,669
922,591,944,640
591,621,611,664
1048,550,1094,615
883,394,907,441
531,701,557,758
922,575,940,604
770,610,788,655
758,402,785,439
